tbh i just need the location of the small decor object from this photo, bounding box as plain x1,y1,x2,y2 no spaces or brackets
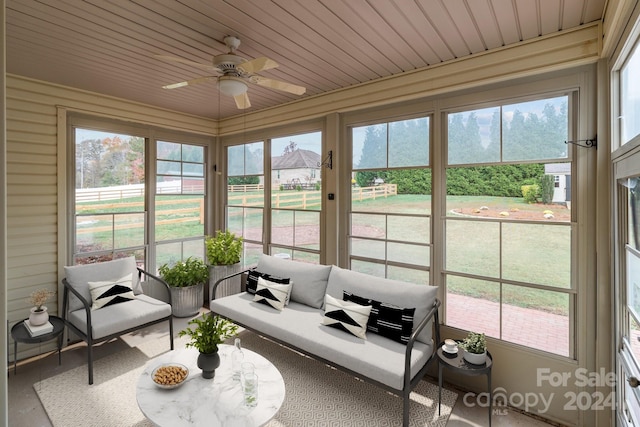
24,319,54,337
459,331,487,365
152,363,189,389
231,338,244,380
443,338,458,354
179,313,238,379
27,288,54,326
241,372,259,408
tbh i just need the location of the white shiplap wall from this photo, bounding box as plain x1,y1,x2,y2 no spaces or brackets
5,75,216,360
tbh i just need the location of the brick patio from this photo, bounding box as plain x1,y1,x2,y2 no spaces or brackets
446,292,570,357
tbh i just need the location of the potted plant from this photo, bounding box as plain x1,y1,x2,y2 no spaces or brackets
179,313,239,379
27,288,54,326
459,331,487,365
159,256,209,318
205,230,243,303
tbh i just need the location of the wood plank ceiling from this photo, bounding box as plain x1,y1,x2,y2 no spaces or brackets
6,0,605,120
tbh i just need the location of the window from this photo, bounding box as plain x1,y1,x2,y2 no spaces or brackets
270,133,322,262
227,141,265,265
349,117,431,283
155,141,206,267
621,40,640,145
71,124,211,272
445,96,573,357
73,129,146,264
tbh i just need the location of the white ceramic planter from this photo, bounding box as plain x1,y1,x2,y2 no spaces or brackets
29,306,49,326
463,349,487,365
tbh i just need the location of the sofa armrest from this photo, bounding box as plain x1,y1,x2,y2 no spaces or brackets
211,267,254,300
403,298,441,391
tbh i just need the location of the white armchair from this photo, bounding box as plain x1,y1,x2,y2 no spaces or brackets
62,256,173,384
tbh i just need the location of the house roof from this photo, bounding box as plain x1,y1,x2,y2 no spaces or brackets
272,149,321,170
545,163,571,175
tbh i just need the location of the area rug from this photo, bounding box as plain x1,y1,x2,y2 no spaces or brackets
34,331,457,426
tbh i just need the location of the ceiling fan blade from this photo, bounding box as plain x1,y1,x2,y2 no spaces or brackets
234,92,251,109
162,76,216,89
154,54,218,72
237,57,278,74
249,76,306,95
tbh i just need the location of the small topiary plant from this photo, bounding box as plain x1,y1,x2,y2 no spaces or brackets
179,313,238,354
459,331,486,354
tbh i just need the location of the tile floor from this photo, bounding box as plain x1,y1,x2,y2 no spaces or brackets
7,313,560,427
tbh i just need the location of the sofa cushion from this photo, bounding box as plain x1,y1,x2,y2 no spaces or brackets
256,254,331,309
64,257,143,312
253,277,291,311
210,294,433,390
88,273,135,310
322,294,372,339
246,270,292,303
67,294,171,340
344,291,415,345
326,266,437,345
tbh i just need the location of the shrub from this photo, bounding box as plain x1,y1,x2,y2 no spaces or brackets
521,184,539,204
539,174,555,204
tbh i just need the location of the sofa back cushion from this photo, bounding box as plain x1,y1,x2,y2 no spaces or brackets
64,257,141,312
255,254,331,309
326,265,438,345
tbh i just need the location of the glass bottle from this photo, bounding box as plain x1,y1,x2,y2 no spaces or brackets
231,338,244,380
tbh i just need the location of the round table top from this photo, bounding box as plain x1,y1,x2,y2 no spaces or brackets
437,342,493,375
136,344,286,427
11,315,65,344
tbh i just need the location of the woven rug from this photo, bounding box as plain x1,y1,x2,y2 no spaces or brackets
34,331,457,426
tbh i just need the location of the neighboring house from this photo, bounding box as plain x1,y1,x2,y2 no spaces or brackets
272,148,321,190
545,163,571,204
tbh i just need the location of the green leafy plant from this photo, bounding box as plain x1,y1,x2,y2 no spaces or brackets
158,256,209,288
179,313,239,354
459,331,486,354
205,230,243,265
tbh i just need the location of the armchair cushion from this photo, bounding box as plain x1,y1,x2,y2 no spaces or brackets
67,294,172,340
64,257,142,312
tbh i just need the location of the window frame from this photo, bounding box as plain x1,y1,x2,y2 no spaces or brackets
67,114,213,273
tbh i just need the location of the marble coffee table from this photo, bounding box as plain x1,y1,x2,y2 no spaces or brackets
136,344,285,426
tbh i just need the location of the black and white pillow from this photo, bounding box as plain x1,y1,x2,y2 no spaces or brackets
88,273,135,310
322,294,372,339
246,270,292,303
253,277,291,311
343,291,416,344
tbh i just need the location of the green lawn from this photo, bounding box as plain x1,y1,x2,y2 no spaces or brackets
79,192,571,315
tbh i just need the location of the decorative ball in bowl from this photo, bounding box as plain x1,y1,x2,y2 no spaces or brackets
151,363,189,389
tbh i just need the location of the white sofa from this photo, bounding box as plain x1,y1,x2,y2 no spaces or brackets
210,254,440,427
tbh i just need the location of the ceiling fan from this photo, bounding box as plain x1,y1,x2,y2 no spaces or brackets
156,36,306,109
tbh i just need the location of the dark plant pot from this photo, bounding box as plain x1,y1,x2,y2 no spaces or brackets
197,351,220,379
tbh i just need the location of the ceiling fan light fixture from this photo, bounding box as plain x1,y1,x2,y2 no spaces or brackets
218,76,248,96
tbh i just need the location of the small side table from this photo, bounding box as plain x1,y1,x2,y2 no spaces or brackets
437,343,493,427
10,315,65,374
